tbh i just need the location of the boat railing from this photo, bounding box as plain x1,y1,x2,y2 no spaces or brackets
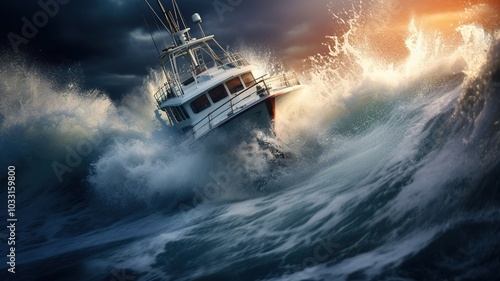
155,52,250,107
185,76,268,139
226,52,249,68
185,71,300,140
188,52,249,73
154,79,185,107
178,60,243,86
263,72,301,89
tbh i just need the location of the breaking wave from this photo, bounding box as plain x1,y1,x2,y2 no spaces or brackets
0,1,499,280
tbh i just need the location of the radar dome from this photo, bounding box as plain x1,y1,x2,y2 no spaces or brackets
192,13,202,24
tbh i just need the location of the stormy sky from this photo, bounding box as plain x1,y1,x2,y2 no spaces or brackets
1,0,499,99
0,0,340,99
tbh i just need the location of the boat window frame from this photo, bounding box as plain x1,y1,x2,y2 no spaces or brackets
164,106,190,123
225,76,244,94
207,84,229,104
162,108,174,126
190,94,212,114
175,105,190,121
181,106,190,119
241,72,256,88
171,106,183,122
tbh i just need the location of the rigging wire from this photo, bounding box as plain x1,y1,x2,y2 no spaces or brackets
143,0,172,35
152,9,169,51
156,0,175,33
138,0,170,80
172,0,188,31
137,0,161,56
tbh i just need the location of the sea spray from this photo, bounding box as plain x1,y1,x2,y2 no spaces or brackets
1,1,499,280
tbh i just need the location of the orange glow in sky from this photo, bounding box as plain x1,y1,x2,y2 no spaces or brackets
355,0,500,62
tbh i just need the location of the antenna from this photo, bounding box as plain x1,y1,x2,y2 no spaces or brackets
156,0,175,33
167,10,180,32
151,0,192,47
172,0,187,29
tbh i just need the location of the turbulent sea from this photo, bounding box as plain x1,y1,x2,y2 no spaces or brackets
1,7,500,281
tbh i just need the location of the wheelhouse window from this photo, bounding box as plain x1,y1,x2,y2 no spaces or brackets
208,84,228,103
190,94,211,114
226,77,244,94
169,107,182,123
164,106,190,123
242,72,256,87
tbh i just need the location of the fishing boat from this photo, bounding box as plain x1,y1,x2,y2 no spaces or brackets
144,0,303,144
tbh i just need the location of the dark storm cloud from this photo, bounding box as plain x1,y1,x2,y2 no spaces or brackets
0,0,340,98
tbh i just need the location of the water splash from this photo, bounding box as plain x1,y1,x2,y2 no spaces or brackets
2,1,499,280
272,2,497,145
0,58,165,210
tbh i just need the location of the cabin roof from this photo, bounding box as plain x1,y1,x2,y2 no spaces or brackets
159,64,253,107
161,36,216,59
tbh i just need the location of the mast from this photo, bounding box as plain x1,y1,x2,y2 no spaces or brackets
156,0,174,33
154,0,193,47
144,0,240,91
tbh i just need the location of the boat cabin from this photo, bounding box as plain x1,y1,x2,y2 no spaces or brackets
153,28,262,136
146,0,301,141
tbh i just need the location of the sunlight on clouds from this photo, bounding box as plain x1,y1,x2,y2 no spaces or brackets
418,4,499,31
331,1,500,66
130,29,152,42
